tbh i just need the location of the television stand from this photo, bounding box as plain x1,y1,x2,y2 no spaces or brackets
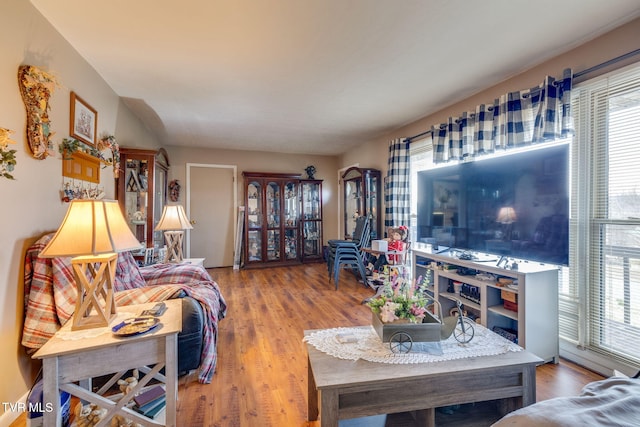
412,242,560,363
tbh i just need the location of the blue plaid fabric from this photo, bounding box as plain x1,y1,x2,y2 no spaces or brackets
384,138,410,230
433,69,573,164
474,103,495,154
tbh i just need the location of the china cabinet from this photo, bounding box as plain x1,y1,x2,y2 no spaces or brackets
244,172,301,268
300,179,324,263
116,148,170,250
342,167,381,240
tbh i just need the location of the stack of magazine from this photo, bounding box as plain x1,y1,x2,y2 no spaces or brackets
133,385,166,419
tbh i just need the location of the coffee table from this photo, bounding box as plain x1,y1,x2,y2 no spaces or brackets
305,327,542,427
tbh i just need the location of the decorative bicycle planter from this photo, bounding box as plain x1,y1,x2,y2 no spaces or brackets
372,299,475,353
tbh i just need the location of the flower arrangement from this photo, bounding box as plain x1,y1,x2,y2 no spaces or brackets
0,127,17,179
367,275,432,324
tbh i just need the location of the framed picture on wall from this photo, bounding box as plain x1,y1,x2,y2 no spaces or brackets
70,92,97,146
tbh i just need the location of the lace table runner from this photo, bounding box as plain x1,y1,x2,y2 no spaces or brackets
303,323,522,364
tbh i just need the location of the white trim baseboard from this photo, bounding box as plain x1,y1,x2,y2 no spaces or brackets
0,391,28,427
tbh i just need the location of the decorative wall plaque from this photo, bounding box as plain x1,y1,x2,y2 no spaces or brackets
18,65,57,159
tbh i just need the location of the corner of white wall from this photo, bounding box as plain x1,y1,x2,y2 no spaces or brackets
0,391,28,427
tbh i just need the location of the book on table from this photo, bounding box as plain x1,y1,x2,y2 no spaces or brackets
133,385,164,407
135,396,166,419
133,385,166,418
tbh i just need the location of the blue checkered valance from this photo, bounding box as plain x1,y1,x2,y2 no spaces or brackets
433,69,574,164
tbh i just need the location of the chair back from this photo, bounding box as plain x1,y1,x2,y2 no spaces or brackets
351,216,368,241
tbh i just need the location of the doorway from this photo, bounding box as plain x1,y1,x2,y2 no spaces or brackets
186,163,237,268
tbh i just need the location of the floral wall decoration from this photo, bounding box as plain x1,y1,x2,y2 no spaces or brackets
57,134,121,178
169,179,181,202
96,134,120,178
0,127,18,179
18,65,58,159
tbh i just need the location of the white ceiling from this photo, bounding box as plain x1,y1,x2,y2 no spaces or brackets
30,0,640,156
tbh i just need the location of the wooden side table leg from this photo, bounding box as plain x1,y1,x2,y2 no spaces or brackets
414,408,435,427
522,364,537,406
320,389,338,427
308,356,319,421
165,334,178,427
42,357,62,427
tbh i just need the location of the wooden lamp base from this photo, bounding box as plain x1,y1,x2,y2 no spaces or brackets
163,230,185,263
70,253,118,330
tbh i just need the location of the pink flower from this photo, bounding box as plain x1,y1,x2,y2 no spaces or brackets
410,304,427,319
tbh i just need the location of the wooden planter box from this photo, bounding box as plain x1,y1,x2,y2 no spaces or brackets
371,311,442,343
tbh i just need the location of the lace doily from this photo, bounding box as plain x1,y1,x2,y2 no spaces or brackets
303,324,522,364
56,310,138,341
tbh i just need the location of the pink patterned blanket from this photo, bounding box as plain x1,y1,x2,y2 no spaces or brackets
22,233,227,384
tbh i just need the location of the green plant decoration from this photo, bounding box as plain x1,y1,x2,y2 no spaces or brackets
0,128,17,180
59,137,83,159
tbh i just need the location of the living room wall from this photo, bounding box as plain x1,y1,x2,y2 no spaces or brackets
166,146,340,248
341,17,640,186
0,1,161,421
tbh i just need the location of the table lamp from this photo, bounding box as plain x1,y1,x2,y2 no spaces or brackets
155,204,193,263
40,200,142,330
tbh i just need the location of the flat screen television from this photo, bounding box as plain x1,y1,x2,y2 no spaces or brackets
417,143,569,266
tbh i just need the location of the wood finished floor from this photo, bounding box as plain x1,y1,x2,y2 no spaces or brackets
11,263,604,427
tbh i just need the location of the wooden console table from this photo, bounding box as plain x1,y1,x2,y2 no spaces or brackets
33,299,182,427
305,327,541,427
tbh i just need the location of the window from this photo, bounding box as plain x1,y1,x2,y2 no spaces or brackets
568,63,640,368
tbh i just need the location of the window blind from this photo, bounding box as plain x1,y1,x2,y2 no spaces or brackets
570,62,640,365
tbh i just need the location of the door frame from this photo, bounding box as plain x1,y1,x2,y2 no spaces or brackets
185,163,238,259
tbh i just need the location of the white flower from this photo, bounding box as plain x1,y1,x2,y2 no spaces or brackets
380,302,400,323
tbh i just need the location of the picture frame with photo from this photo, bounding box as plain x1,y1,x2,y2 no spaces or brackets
70,92,97,146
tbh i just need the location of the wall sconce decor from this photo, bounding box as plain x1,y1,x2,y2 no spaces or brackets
18,65,57,159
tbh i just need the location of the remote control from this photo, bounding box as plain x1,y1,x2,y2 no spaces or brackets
141,302,167,317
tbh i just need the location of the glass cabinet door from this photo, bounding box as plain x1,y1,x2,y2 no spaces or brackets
266,181,281,260
341,167,381,240
152,149,169,249
364,171,379,239
303,221,322,257
284,181,298,260
124,157,150,246
266,229,280,260
247,181,262,227
247,180,263,262
301,180,323,262
117,148,169,256
302,182,321,220
343,169,363,239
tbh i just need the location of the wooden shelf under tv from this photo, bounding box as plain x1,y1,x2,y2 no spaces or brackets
412,242,559,364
